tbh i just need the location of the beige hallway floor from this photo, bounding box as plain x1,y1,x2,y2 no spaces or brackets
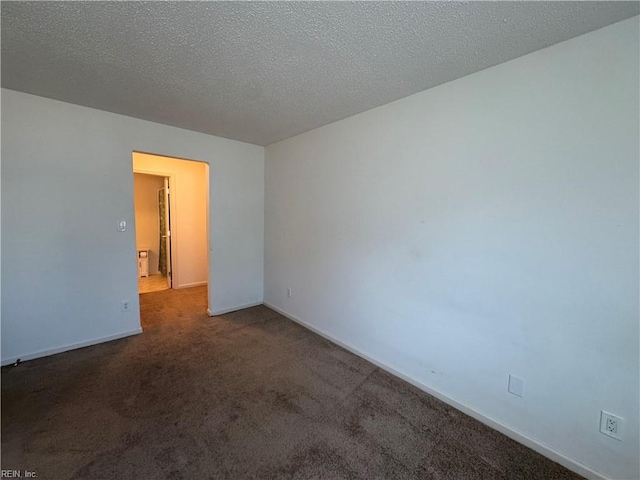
138,273,169,294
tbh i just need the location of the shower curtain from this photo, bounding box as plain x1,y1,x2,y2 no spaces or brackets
158,189,167,275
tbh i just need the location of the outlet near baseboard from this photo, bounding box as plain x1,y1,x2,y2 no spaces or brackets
600,411,623,440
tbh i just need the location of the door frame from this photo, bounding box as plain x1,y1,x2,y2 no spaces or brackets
132,150,212,319
133,168,178,287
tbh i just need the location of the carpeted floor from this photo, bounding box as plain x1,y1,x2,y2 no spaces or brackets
2,286,582,479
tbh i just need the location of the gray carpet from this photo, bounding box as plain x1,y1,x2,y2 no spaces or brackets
2,286,582,479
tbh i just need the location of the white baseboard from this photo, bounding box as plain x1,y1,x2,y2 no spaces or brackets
208,301,263,317
0,327,143,367
174,281,207,289
263,302,608,480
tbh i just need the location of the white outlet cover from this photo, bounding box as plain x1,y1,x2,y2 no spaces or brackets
600,411,623,440
508,374,524,397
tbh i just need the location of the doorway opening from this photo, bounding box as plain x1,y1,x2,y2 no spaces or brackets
132,152,210,300
133,172,172,293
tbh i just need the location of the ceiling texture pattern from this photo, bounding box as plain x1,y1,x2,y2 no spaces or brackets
2,1,638,146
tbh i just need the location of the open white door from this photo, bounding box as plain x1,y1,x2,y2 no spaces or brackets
163,177,172,289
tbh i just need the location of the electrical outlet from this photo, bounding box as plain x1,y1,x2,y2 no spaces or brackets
286,288,292,298
600,411,623,440
121,300,131,312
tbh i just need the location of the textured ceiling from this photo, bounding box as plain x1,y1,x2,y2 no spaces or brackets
2,2,638,146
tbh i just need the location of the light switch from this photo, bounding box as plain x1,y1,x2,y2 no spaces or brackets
118,220,127,232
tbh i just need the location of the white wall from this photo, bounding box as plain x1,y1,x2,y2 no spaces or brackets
1,89,264,364
133,173,164,275
133,153,208,288
265,18,639,480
